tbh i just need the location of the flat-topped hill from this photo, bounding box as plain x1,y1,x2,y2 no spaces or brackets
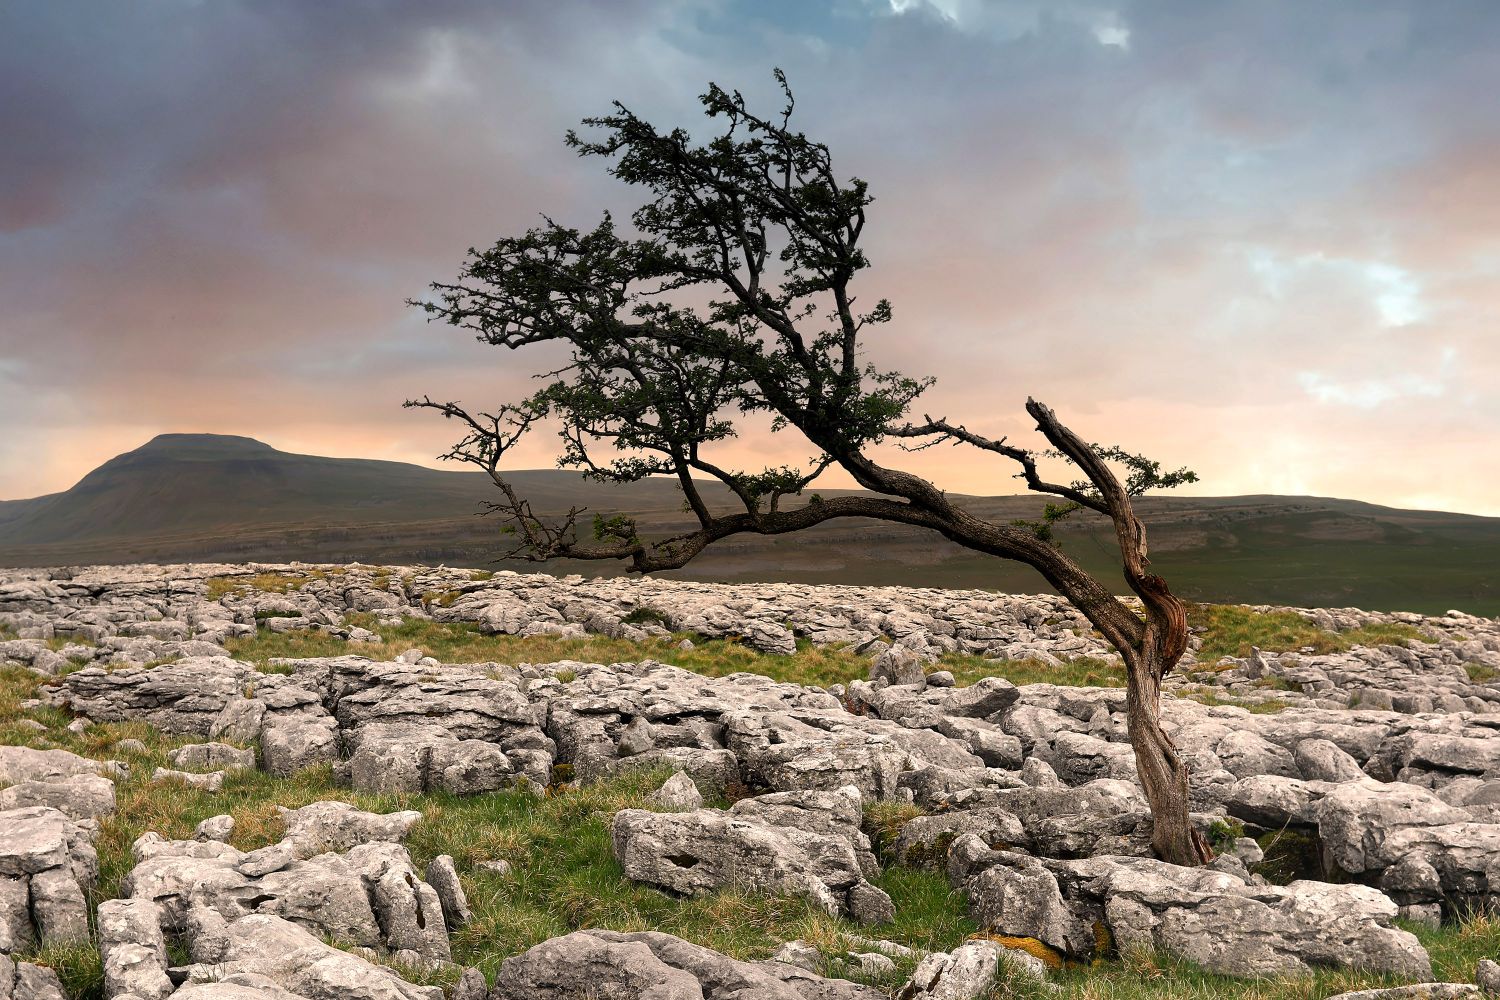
2,434,1497,616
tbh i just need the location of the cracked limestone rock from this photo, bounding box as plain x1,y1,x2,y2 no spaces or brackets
648,771,706,811
122,820,450,964
175,914,442,1000
947,835,1431,980
491,928,884,1000
97,898,173,1000
0,806,97,953
612,787,893,925
898,939,1049,999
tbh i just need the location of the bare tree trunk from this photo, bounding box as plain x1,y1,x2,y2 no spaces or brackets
1018,400,1212,866
1124,645,1213,866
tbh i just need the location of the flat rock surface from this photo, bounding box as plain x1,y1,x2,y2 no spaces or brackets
5,561,1500,994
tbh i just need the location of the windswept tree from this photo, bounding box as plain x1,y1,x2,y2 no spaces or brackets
409,71,1212,866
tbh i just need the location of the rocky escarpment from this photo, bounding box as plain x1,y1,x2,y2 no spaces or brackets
3,562,1500,999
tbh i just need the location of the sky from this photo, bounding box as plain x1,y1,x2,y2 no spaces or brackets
2,0,1498,514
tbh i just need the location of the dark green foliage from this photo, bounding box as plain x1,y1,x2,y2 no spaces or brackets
1205,817,1246,853
1252,827,1327,885
621,605,672,627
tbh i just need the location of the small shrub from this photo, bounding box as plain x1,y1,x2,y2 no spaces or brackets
622,606,673,628
1252,827,1325,885
1206,817,1245,852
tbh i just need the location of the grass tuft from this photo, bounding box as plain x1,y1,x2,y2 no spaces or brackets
205,573,308,600
224,615,1132,693
1190,604,1430,662
1464,662,1499,684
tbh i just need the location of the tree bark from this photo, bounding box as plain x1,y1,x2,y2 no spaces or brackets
1021,400,1211,866
1124,644,1213,866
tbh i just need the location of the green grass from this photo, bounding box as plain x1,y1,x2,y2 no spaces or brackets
399,774,977,986
6,639,1500,1000
225,615,1130,692
27,941,104,1000
1174,688,1295,714
205,572,308,600
864,800,929,858
1189,604,1430,663
1465,662,1499,684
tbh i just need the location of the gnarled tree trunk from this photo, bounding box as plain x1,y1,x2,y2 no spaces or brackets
1122,554,1212,865
1027,400,1212,867
1125,644,1213,865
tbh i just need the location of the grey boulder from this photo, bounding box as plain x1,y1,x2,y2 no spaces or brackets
0,958,67,1000
491,929,884,1000
425,854,471,928
948,836,1431,980
175,914,441,1000
612,787,892,924
649,771,706,811
278,801,423,853
97,898,173,1000
0,806,96,952
0,773,116,826
898,939,1048,999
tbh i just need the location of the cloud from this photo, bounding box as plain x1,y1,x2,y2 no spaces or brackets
1,0,1499,516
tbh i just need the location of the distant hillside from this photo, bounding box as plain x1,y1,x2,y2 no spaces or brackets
2,434,1497,616
0,434,697,544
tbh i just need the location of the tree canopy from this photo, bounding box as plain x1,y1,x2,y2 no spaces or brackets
410,70,1211,865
